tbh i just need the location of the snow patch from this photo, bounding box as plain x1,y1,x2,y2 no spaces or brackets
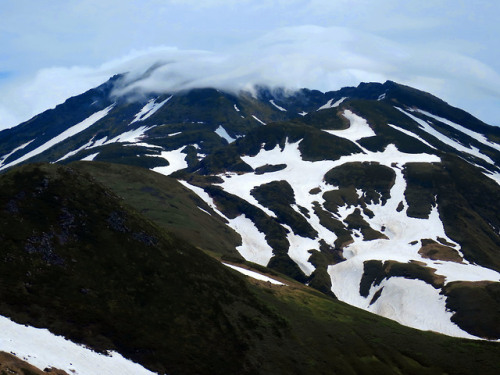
233,104,240,112
151,147,188,176
215,125,236,143
299,111,307,116
228,215,273,266
0,315,157,375
324,110,376,141
80,152,99,161
223,263,286,285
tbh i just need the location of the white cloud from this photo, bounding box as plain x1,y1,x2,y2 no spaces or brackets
0,1,499,129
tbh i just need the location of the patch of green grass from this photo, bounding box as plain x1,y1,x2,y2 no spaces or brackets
442,281,500,340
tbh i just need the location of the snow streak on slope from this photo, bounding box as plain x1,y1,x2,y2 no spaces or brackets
131,96,172,124
270,100,286,112
324,110,376,141
0,315,156,375
318,97,347,110
388,123,436,149
397,107,495,164
56,140,94,162
415,109,500,152
223,263,286,285
0,105,114,171
0,139,34,166
252,115,266,125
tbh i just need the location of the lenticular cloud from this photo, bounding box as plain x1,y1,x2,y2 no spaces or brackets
111,25,396,97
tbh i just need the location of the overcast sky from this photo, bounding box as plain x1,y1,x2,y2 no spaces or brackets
0,0,499,129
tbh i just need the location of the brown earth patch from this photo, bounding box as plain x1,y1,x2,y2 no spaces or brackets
0,351,68,374
419,239,463,263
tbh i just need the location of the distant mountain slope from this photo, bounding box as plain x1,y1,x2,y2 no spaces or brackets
0,78,499,350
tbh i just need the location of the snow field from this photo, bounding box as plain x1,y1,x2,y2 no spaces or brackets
0,315,157,375
326,145,500,338
365,278,477,339
180,112,498,340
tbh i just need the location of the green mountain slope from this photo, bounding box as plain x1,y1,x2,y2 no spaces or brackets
0,163,499,375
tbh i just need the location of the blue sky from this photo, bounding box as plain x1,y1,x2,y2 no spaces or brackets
0,0,499,129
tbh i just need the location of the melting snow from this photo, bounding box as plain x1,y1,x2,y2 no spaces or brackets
0,105,114,171
215,126,236,143
0,315,157,375
223,263,286,285
324,110,376,141
228,215,274,266
299,111,307,116
151,147,188,176
131,96,172,124
270,100,286,112
233,104,240,112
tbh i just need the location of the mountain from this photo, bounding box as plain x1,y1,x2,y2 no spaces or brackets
0,76,499,374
